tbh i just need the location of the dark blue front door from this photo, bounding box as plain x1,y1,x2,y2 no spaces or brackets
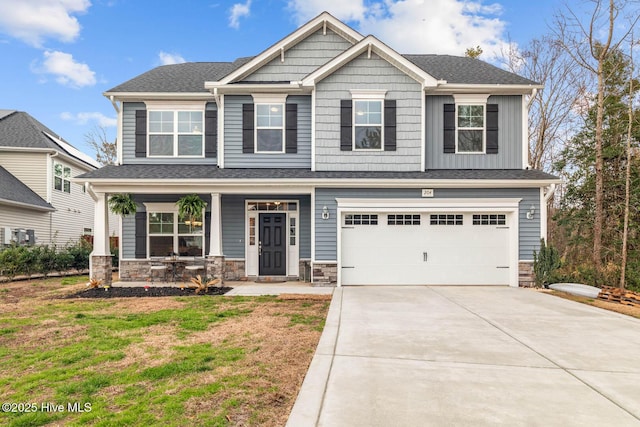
259,213,286,275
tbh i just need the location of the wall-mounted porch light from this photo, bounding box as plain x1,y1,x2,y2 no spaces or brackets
322,206,330,220
526,204,536,220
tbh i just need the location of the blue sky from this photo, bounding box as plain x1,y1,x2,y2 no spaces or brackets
0,0,563,159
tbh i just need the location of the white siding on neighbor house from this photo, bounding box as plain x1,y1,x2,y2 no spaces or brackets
243,29,353,82
223,95,312,168
0,205,51,245
315,52,423,171
50,157,107,245
425,95,523,169
0,151,48,200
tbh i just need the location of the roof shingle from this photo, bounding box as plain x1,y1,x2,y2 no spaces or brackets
0,166,55,210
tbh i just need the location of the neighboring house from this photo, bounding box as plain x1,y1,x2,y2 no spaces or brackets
79,12,560,287
0,110,117,248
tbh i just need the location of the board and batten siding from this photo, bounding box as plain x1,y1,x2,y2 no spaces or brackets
315,53,423,171
121,102,217,165
223,95,312,168
0,151,48,200
243,29,353,82
426,95,523,169
314,187,540,262
221,195,311,259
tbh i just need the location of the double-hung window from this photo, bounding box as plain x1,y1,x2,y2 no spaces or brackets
353,99,383,150
255,104,284,152
54,162,71,193
147,204,204,257
453,94,489,153
148,110,204,157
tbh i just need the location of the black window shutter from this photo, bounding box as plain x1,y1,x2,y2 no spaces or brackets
285,103,297,153
340,100,352,151
443,103,455,153
205,110,217,158
384,99,396,151
135,110,147,158
242,104,254,153
204,211,211,255
486,104,499,154
134,211,146,259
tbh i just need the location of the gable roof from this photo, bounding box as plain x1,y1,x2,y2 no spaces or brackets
0,165,55,211
0,110,99,169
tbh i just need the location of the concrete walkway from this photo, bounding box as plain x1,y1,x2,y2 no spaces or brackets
288,286,640,427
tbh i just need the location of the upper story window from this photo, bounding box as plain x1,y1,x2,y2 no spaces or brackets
255,104,284,152
54,162,71,193
148,110,204,157
354,100,383,150
457,104,484,153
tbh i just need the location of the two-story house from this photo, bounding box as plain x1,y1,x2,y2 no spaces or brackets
79,12,559,287
0,110,117,247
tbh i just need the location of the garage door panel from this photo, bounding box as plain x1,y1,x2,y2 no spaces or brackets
341,212,510,286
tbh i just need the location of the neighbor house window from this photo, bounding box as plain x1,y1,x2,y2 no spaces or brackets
255,104,284,152
54,162,71,193
353,100,383,150
148,211,203,257
148,111,203,157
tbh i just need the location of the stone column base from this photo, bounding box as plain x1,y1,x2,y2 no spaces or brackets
519,261,535,287
312,263,337,287
91,255,113,286
206,256,225,283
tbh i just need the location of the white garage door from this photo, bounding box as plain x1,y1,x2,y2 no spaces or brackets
340,212,511,285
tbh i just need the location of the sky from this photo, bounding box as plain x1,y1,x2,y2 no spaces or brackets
0,0,565,159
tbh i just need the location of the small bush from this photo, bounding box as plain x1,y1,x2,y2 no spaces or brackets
533,239,561,287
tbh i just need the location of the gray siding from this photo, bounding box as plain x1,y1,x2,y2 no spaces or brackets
243,29,353,82
314,187,540,262
315,53,423,171
426,95,523,169
221,195,311,258
122,102,217,165
223,95,312,168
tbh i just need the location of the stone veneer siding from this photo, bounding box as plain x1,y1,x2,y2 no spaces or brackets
119,260,151,281
91,255,114,286
312,263,337,287
224,260,246,281
519,261,535,287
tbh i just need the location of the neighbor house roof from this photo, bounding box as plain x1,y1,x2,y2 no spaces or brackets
77,164,559,183
0,110,99,169
105,55,538,94
0,165,55,211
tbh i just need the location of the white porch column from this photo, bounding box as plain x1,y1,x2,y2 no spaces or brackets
208,193,222,256
92,192,111,256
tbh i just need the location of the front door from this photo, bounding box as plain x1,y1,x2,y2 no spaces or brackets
259,213,286,275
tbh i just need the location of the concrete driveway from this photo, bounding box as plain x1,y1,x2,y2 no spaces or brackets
287,286,640,426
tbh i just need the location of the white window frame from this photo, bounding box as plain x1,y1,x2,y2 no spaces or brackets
146,104,205,158
144,202,205,258
351,90,386,152
453,94,489,155
254,103,285,154
53,162,71,193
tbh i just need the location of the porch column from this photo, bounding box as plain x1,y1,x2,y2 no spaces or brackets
90,191,112,285
208,193,222,256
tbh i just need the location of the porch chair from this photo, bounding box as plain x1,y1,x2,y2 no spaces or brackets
183,257,206,282
149,259,168,284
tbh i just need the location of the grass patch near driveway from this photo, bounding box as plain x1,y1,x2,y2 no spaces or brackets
0,276,330,426
544,290,640,319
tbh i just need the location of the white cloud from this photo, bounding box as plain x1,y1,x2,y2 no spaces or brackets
61,111,117,127
287,0,509,57
37,50,96,87
158,51,186,65
229,0,251,29
0,0,91,47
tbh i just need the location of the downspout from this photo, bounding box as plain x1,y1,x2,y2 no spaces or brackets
108,96,122,165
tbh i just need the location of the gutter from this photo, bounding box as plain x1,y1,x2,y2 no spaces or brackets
0,198,55,212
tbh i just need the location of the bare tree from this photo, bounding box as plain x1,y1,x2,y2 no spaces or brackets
502,37,584,171
554,0,639,271
85,126,117,166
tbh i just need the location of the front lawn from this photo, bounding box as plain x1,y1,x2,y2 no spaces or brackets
0,276,330,426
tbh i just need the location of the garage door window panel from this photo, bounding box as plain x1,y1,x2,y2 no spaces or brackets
473,214,506,225
430,214,463,225
388,214,421,225
344,214,378,225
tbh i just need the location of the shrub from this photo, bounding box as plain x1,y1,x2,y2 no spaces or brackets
0,246,21,281
37,245,58,278
533,239,561,287
67,240,92,273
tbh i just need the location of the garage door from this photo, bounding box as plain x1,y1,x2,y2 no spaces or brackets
340,212,511,285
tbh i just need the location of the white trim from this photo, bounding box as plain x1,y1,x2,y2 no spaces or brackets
522,95,530,168
311,88,316,171
426,84,544,96
540,187,546,240
117,102,123,165
310,187,316,263
144,100,207,110
209,193,223,256
352,98,384,151
454,99,487,154
251,94,288,104
302,35,439,87
453,94,489,104
146,109,205,158
335,197,521,287
349,89,387,99
104,92,214,101
420,87,426,171
214,12,363,85
143,202,206,258
254,102,286,154
218,94,225,168
0,198,55,212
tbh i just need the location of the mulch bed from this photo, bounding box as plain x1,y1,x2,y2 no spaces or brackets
64,286,233,299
